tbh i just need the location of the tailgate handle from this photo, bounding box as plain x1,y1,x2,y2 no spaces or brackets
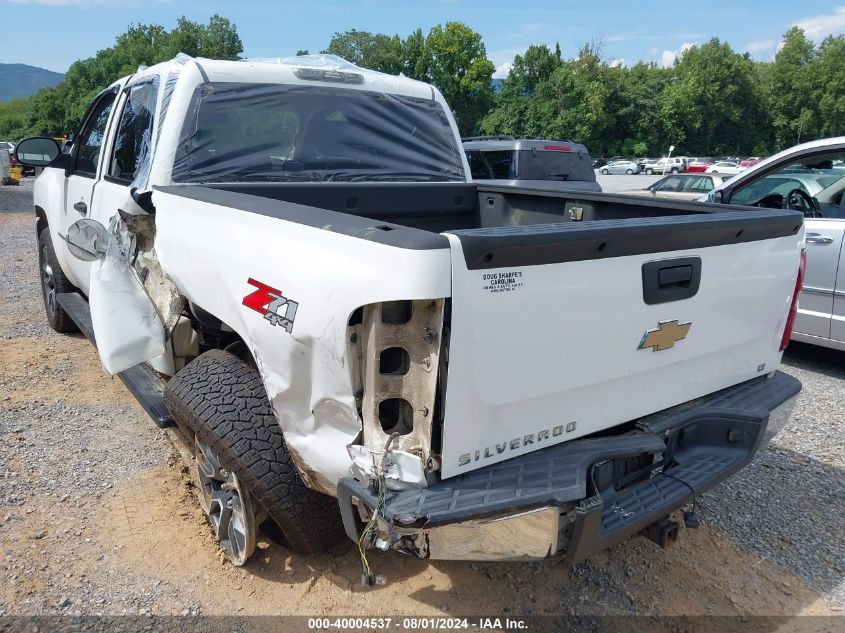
658,265,692,286
642,257,701,305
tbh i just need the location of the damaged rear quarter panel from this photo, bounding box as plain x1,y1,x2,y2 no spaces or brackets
150,188,452,494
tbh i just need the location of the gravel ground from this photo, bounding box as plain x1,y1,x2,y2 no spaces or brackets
0,183,843,626
0,177,34,214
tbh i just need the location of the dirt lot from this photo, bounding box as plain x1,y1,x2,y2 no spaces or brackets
0,184,844,626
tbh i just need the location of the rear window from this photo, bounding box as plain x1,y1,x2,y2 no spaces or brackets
172,82,465,183
516,149,596,182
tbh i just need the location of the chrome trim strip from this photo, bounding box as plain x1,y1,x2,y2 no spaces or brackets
801,285,833,295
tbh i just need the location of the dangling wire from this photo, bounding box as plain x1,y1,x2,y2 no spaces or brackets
358,433,400,585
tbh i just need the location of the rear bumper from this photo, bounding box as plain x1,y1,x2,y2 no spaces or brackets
338,371,800,562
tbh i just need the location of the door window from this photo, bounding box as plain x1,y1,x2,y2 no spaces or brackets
730,151,845,217
109,79,160,183
480,151,514,179
680,176,713,193
653,176,682,192
467,150,493,179
73,92,117,177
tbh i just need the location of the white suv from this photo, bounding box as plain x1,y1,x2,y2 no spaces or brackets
644,157,684,174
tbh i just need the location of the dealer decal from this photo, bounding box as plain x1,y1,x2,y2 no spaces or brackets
242,278,298,333
481,270,525,294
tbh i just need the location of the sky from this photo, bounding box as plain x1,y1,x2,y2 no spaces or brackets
3,0,845,76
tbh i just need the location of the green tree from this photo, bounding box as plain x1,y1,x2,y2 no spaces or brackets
812,35,845,140
324,23,494,136
769,27,817,148
323,30,405,75
420,22,495,135
660,38,767,155
504,44,563,96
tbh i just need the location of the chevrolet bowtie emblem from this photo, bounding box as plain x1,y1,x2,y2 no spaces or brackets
638,319,692,352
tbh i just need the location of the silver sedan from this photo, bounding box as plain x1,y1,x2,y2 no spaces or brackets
599,160,641,175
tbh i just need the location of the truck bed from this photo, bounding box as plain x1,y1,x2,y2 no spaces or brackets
156,182,802,245
151,181,803,478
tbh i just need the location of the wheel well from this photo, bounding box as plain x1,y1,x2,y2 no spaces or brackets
186,301,254,367
35,205,47,235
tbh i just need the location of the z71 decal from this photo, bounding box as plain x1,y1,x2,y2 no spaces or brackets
242,278,298,333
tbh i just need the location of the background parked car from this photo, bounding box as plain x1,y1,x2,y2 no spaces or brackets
643,157,684,174
706,161,743,175
686,160,714,173
739,157,763,168
621,173,728,200
704,136,845,351
464,137,601,191
592,158,607,169
600,159,641,174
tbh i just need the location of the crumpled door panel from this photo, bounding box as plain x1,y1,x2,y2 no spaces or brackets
88,213,166,375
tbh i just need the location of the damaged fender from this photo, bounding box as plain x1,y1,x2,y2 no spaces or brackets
150,188,452,494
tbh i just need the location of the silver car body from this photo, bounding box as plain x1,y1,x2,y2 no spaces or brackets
621,173,727,201
600,160,641,175
705,136,845,351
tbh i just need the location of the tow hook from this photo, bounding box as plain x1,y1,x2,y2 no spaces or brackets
640,516,679,548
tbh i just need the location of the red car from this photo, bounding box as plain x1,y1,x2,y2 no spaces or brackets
739,157,762,168
685,160,713,173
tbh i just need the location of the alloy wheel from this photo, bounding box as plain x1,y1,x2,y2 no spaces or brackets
194,437,256,566
40,246,56,317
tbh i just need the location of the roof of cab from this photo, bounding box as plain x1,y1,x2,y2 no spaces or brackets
462,137,590,153
117,53,436,101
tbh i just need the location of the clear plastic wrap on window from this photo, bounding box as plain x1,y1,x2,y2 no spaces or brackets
130,53,190,193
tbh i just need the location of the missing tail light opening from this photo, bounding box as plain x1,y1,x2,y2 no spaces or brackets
347,299,446,477
780,249,806,351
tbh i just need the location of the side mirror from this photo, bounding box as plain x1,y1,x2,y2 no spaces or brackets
65,219,108,262
14,137,61,167
708,190,724,204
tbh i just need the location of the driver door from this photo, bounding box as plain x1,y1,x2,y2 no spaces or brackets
798,219,844,339
726,151,845,340
62,88,119,293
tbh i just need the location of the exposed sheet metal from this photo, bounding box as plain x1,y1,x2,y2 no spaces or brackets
152,187,452,493
88,214,166,375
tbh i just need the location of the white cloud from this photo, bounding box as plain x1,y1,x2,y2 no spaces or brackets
744,39,777,55
610,58,624,68
794,5,845,40
487,46,526,68
661,42,694,67
493,62,513,79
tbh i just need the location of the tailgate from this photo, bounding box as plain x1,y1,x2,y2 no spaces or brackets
440,211,803,478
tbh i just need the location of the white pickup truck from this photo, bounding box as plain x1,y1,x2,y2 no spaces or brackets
15,54,804,575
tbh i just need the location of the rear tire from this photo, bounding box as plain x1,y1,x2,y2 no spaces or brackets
671,168,679,174
626,169,633,174
645,168,654,175
37,227,78,334
164,349,345,557
601,168,609,175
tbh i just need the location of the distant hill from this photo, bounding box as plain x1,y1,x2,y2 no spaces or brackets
0,64,65,102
